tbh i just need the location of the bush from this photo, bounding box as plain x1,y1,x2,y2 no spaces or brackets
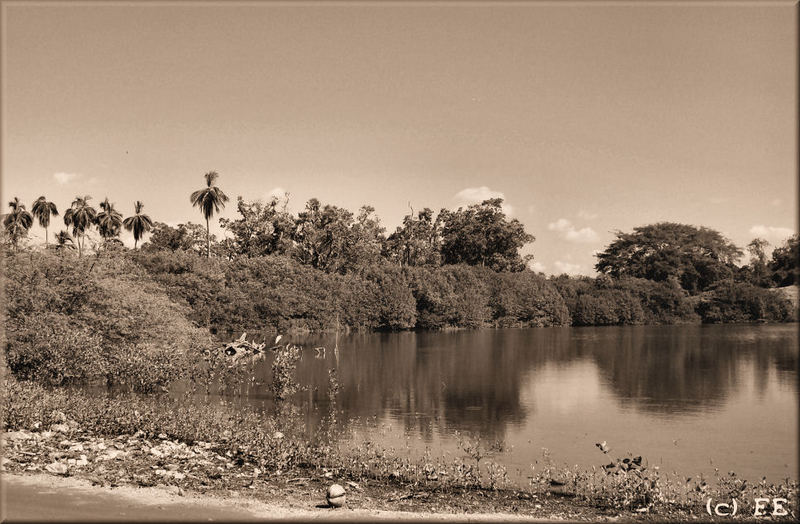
3,251,214,391
697,281,796,323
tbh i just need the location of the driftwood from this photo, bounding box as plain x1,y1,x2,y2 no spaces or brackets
222,333,283,364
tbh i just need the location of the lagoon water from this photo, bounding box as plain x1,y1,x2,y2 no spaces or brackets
222,324,798,485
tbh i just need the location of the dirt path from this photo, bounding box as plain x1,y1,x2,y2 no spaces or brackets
1,473,551,522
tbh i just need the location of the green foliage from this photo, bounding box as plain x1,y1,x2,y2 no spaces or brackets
439,198,534,272
595,223,743,294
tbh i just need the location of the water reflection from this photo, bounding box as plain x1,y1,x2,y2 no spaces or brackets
235,325,797,444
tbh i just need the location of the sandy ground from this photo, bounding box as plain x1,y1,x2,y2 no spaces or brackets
1,473,552,522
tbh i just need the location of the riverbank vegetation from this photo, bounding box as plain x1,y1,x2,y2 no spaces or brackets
3,178,797,334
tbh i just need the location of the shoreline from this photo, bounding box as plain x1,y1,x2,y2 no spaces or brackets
1,472,557,522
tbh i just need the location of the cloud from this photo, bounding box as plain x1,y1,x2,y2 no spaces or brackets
553,260,583,275
453,186,513,215
749,225,795,242
577,209,598,220
264,187,288,201
530,261,546,273
53,172,80,185
547,218,599,243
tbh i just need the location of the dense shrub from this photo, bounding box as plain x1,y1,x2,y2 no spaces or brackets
488,270,570,327
551,275,699,326
4,251,214,391
697,281,796,323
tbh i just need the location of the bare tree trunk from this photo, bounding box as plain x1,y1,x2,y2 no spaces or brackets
206,216,210,258
45,227,48,247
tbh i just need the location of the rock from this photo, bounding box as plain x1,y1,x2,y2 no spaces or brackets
51,424,70,434
45,462,69,475
326,484,346,508
273,431,284,440
171,472,186,481
76,455,89,467
52,411,67,423
5,431,33,441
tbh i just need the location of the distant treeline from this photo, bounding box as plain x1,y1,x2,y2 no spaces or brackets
3,173,798,337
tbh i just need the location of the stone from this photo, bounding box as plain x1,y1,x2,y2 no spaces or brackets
326,484,346,508
51,424,70,434
45,462,69,475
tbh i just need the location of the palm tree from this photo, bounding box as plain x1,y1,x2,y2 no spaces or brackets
55,230,76,251
63,195,97,257
122,201,153,249
31,196,59,246
3,197,34,252
96,197,123,247
190,171,229,258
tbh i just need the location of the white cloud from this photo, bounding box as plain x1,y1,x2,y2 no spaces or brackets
749,225,795,242
547,218,572,232
530,261,546,273
265,187,288,201
553,260,582,275
577,209,598,220
547,218,599,243
53,172,80,185
565,227,599,243
453,186,513,215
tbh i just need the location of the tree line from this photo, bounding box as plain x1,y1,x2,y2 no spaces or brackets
3,170,798,330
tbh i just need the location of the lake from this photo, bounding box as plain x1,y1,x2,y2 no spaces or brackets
215,324,798,486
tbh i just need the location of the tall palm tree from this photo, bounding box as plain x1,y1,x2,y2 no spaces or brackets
122,201,153,249
63,195,97,257
31,196,59,246
55,230,76,251
3,197,34,252
96,197,123,247
190,171,229,258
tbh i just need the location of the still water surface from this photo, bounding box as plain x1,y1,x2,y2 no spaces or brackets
220,324,798,485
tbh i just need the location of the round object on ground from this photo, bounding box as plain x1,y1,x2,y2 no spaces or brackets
326,484,346,508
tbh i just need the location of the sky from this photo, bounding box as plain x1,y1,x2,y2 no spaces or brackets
2,2,797,275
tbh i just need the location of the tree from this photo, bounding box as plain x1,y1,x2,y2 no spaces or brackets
745,238,771,287
54,230,76,251
63,196,97,257
769,234,799,287
384,207,442,267
219,195,295,258
96,198,123,247
143,222,208,254
190,171,229,258
293,198,354,273
595,222,743,294
31,196,59,246
3,197,34,251
438,198,534,271
122,201,153,249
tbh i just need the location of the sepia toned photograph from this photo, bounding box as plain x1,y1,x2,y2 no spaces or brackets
0,0,797,521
